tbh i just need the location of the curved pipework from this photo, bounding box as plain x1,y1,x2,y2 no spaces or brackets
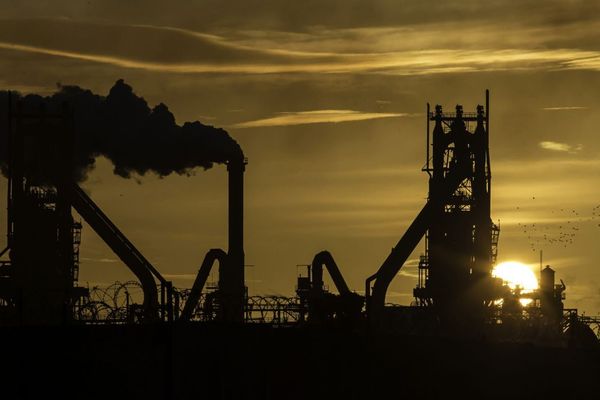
366,161,470,323
311,251,351,295
181,151,246,323
70,183,161,321
180,248,227,321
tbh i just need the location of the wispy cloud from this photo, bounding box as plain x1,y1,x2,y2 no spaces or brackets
542,106,588,111
4,40,600,76
0,42,293,74
539,141,583,153
231,109,410,128
4,17,600,77
0,82,55,94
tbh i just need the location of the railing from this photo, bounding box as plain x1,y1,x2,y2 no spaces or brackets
428,112,483,120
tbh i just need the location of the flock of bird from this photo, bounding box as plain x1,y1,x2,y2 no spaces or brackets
514,197,600,253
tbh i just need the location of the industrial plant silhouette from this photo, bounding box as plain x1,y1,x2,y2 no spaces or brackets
0,82,598,399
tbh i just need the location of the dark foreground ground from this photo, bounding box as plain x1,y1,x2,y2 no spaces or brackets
0,324,598,400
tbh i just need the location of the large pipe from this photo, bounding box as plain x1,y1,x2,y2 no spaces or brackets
311,251,351,295
366,160,470,323
70,183,161,321
180,248,227,321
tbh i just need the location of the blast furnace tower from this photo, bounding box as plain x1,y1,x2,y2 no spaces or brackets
413,94,500,327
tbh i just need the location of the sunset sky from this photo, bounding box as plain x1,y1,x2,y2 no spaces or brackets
2,1,600,314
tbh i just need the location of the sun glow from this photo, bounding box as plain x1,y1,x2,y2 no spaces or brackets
492,261,539,306
492,261,539,292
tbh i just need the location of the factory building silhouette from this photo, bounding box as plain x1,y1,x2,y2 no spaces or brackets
0,82,598,399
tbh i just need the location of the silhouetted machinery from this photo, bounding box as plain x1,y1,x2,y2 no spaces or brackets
0,93,250,325
178,154,247,323
0,99,89,324
366,93,500,331
1,90,597,346
360,93,597,342
539,265,566,323
0,96,176,324
295,251,363,324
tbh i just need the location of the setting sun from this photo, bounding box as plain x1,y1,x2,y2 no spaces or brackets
492,261,539,292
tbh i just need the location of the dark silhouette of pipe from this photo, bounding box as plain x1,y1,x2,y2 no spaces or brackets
311,251,351,295
366,161,470,323
70,183,163,321
180,248,227,321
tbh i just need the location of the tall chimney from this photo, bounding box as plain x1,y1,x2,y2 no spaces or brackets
220,154,246,322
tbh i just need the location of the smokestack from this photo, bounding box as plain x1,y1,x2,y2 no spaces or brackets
219,153,246,323
1,81,247,321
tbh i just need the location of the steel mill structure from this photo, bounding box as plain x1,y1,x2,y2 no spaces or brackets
0,91,598,346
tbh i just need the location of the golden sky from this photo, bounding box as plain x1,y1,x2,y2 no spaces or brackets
1,1,600,313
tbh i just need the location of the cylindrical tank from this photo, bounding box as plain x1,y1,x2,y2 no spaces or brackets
540,265,562,324
540,265,555,294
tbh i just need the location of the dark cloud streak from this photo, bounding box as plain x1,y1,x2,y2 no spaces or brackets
4,1,600,31
2,17,600,78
